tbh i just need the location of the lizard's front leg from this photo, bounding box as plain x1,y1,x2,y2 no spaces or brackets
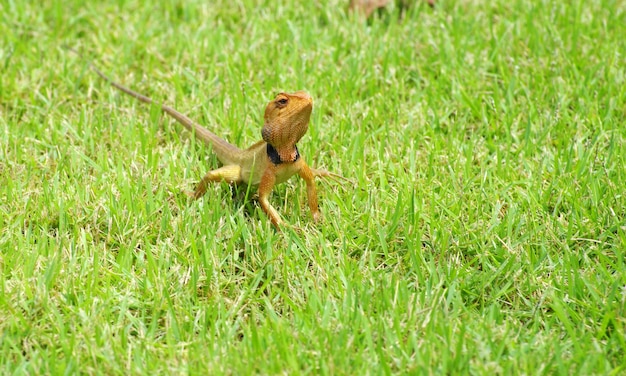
188,165,242,199
258,166,282,228
298,162,321,222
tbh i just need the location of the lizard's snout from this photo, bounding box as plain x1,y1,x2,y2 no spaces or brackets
292,91,312,103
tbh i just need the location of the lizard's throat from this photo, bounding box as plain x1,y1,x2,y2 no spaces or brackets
267,144,300,165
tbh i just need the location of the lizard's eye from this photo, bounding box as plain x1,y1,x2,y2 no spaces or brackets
276,97,288,107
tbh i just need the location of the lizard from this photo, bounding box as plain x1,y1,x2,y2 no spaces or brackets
348,0,435,18
72,52,339,229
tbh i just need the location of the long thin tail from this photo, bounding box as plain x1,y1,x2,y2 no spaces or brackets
66,47,241,163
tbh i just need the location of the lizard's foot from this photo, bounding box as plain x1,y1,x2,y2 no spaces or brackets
283,222,304,234
184,189,205,200
311,168,351,183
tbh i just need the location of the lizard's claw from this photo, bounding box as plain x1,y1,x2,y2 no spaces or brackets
184,190,198,199
310,168,351,183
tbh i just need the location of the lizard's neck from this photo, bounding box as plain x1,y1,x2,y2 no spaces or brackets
267,143,300,165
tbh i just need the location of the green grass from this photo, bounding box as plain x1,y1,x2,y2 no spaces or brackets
1,0,625,373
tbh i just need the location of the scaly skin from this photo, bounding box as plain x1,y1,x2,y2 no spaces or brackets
75,54,338,229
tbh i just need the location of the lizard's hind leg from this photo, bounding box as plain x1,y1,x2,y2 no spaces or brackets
188,165,242,199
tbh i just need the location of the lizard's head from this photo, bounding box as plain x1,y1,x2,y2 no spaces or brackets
262,91,313,162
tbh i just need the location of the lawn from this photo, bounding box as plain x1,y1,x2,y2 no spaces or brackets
1,0,625,374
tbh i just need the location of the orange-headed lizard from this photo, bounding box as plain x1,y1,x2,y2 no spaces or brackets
75,55,340,229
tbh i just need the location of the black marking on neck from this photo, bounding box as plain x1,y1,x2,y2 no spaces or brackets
267,144,300,165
